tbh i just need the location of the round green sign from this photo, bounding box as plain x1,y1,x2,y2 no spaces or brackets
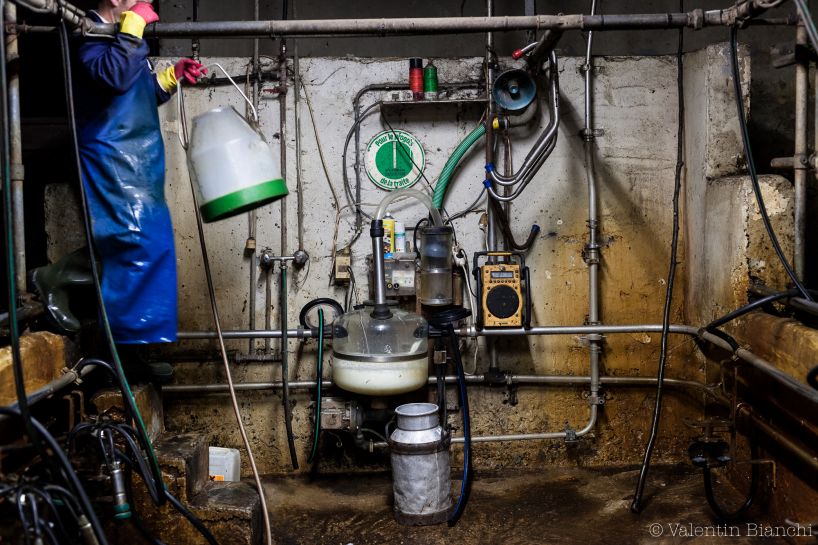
365,129,425,191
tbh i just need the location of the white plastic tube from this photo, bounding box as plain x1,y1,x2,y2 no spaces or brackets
374,188,443,226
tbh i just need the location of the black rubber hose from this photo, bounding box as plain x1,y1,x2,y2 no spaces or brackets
706,289,800,330
729,26,812,302
489,198,539,252
124,465,167,545
165,491,219,545
446,324,472,525
280,265,298,469
298,298,343,329
0,408,110,545
117,444,219,545
808,366,818,391
702,435,760,522
630,5,684,514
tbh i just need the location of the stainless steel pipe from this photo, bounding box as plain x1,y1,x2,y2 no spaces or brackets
175,323,700,339
6,3,26,293
162,373,721,396
794,24,808,281
66,10,778,39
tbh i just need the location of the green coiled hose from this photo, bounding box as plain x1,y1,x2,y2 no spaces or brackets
432,124,486,209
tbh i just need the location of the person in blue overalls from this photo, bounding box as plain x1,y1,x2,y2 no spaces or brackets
33,1,205,383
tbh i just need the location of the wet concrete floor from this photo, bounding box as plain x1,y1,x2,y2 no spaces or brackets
264,464,795,545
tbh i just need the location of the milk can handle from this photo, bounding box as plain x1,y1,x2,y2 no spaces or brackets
207,62,259,124
175,62,259,151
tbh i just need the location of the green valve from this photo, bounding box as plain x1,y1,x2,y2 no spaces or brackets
423,62,438,100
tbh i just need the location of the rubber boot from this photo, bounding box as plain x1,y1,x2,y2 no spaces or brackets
116,344,174,386
30,247,94,334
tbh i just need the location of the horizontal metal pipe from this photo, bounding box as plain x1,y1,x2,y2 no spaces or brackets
176,323,700,340
459,324,699,337
698,330,818,407
162,374,720,396
7,364,97,411
60,10,786,39
178,328,311,339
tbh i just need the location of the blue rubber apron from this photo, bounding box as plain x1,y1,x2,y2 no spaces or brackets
74,20,177,344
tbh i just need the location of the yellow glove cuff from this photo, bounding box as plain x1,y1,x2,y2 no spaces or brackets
119,11,147,39
157,65,178,93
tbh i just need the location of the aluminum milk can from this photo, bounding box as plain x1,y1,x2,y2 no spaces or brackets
388,403,452,525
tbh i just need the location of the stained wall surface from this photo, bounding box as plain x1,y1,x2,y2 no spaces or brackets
153,53,706,475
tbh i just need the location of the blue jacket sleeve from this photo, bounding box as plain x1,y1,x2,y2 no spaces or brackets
77,33,150,95
154,75,172,105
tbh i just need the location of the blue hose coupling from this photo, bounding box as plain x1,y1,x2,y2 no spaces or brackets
531,224,541,234
484,163,495,173
483,179,493,188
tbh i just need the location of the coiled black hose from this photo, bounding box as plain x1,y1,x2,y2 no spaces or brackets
702,436,760,522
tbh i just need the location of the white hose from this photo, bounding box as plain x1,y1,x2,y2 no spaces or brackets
177,77,273,545
374,188,442,225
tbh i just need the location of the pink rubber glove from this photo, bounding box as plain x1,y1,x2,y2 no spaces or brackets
129,2,159,25
174,58,208,85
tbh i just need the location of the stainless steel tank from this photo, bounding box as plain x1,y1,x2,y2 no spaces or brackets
388,403,451,525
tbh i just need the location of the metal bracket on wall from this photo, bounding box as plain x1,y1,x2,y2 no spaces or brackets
563,424,578,444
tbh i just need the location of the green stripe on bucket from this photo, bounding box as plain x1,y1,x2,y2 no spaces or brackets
200,179,288,223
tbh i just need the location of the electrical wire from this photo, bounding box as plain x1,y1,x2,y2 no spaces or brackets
706,289,802,330
307,308,324,464
176,82,273,545
0,408,110,545
630,1,684,513
57,20,167,499
280,264,299,470
300,81,339,210
729,26,812,302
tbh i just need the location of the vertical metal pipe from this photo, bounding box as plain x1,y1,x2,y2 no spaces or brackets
485,0,499,374
247,0,261,354
279,47,288,259
293,0,304,253
794,24,808,281
372,225,387,306
264,264,272,354
6,3,25,293
584,0,601,399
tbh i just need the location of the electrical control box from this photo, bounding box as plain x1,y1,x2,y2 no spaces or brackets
334,249,351,285
367,252,418,298
473,251,531,329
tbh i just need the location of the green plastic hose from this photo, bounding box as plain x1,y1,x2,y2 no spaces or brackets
432,123,486,209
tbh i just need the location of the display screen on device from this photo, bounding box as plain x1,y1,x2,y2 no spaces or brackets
490,271,514,279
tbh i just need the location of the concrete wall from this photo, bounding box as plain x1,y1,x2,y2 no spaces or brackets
132,51,711,475
156,0,805,198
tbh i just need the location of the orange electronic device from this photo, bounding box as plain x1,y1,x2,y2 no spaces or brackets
473,251,531,329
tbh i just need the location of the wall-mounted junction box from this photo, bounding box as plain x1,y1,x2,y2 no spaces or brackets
334,250,351,285
367,252,418,298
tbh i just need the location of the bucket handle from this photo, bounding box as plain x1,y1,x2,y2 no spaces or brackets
176,62,259,151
